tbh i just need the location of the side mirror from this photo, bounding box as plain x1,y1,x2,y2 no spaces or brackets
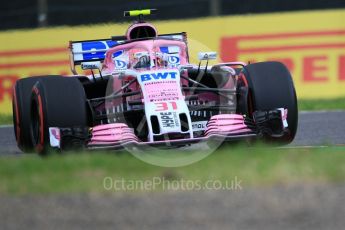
81,61,102,70
198,52,217,61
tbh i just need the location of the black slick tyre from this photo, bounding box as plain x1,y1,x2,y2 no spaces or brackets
30,76,88,155
242,61,298,143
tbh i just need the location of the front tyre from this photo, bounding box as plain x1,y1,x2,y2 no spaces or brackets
12,76,62,152
30,76,88,155
242,61,298,143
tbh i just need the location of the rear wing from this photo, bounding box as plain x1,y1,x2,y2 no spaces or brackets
69,32,188,74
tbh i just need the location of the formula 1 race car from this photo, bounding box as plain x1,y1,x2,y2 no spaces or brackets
12,9,298,155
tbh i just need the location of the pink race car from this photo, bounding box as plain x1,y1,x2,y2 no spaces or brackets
12,9,298,155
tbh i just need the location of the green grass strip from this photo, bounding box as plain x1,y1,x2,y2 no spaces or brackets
0,146,344,195
0,114,12,126
298,97,345,111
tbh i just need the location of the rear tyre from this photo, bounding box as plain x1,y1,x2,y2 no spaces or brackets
242,61,298,143
30,76,88,155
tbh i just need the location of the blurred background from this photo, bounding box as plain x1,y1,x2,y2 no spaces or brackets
1,0,345,112
1,0,345,29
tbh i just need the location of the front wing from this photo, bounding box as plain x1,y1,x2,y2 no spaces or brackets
48,109,288,151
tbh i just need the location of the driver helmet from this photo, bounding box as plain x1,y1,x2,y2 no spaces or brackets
153,52,168,68
130,50,151,69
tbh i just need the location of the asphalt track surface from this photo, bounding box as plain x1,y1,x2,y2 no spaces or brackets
1,111,345,155
1,111,344,230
